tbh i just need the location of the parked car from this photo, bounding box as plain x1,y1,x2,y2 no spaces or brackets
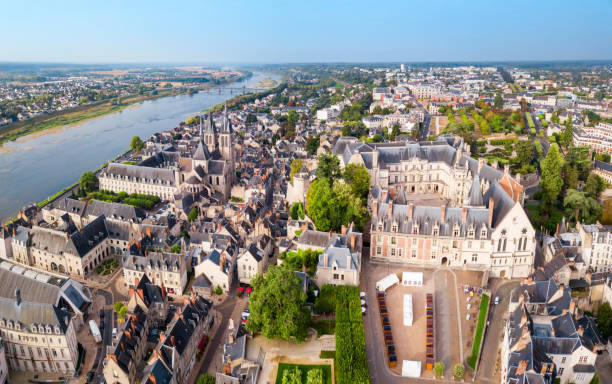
494,296,500,305
99,309,105,318
99,320,105,330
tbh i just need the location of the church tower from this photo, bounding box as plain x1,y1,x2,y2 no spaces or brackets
202,113,216,151
219,104,233,164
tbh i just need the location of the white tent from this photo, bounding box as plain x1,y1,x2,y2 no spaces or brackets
402,271,423,287
376,273,399,292
401,360,421,377
403,294,413,326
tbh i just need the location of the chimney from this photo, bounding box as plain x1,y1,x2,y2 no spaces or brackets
521,325,529,338
171,336,176,346
462,206,468,222
153,349,158,359
388,201,393,218
488,197,495,227
137,288,144,300
323,252,328,267
149,373,157,384
107,353,117,363
159,333,166,344
440,205,446,222
350,234,356,250
15,289,21,306
373,201,378,217
341,225,347,235
408,203,414,219
135,277,139,287
128,287,135,298
516,360,528,375
540,364,547,375
124,330,131,339
578,326,584,337
478,157,486,173
569,301,575,314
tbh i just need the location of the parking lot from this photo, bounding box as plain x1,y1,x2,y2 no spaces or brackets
363,259,484,379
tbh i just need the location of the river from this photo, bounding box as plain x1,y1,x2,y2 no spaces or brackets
0,71,280,221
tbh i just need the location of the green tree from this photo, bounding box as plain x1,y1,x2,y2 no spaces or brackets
560,116,573,148
246,113,258,124
118,306,128,320
170,244,181,254
539,144,564,207
563,189,601,224
566,146,591,181
562,163,579,191
494,92,504,110
196,374,216,384
434,362,445,377
590,372,600,384
290,158,305,183
130,135,145,152
188,207,199,222
306,369,323,384
515,140,534,167
306,179,334,231
316,154,341,184
343,164,371,200
113,302,125,313
597,302,612,339
306,135,320,155
290,202,305,220
332,183,369,230
453,364,465,379
585,173,606,200
282,366,303,384
246,266,311,342
215,285,223,296
79,171,98,194
185,115,201,126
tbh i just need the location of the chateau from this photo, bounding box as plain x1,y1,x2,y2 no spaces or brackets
99,108,235,201
335,136,536,278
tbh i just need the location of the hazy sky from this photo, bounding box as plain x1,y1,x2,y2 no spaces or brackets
2,0,611,63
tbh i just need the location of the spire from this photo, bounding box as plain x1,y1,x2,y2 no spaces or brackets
199,114,204,138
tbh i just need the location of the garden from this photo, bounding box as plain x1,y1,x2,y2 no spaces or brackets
466,294,489,369
96,258,119,275
88,190,161,210
276,363,331,384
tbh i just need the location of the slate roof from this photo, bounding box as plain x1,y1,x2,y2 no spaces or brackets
105,163,176,184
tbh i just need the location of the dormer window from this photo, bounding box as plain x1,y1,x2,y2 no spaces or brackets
453,227,460,237
433,227,439,236
392,224,398,233
412,225,418,235
481,229,487,238
468,227,474,237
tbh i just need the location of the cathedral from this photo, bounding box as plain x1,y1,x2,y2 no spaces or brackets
99,107,235,203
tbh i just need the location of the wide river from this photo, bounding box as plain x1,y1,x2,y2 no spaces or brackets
0,71,280,221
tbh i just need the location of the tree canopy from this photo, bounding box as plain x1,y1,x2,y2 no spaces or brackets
79,171,98,193
290,158,305,183
539,144,564,207
597,302,612,340
514,140,534,167
306,135,320,156
246,266,311,342
130,135,145,152
342,164,371,200
563,189,601,224
316,154,341,184
187,207,199,222
306,179,368,232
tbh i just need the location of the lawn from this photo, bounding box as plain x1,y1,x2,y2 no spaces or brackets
525,113,535,129
467,294,489,369
275,363,332,384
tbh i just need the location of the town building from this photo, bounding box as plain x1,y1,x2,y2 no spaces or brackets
572,122,612,156
501,279,598,384
576,222,612,273
123,250,188,296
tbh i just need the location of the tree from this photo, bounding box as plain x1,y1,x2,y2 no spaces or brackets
113,301,125,313
185,115,200,126
246,113,257,124
561,163,579,191
290,202,305,220
597,302,612,340
215,285,223,296
79,171,98,194
539,144,564,207
188,207,199,222
560,116,573,148
282,366,303,384
515,140,534,167
306,179,334,231
306,135,320,155
566,146,591,181
130,135,144,152
316,154,341,184
453,364,465,379
246,266,311,342
343,164,371,200
585,173,606,200
118,306,128,320
290,158,305,183
170,244,181,254
306,369,323,384
563,189,601,224
494,92,504,110
196,374,216,384
434,361,445,377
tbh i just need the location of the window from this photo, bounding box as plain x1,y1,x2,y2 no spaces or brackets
431,251,437,259
376,247,381,255
480,241,485,249
481,229,486,237
333,274,339,280
391,248,396,257
432,239,437,247
411,250,417,258
392,224,397,232
467,241,472,249
391,237,396,245
558,368,564,375
412,225,418,234
398,249,402,257
433,228,439,236
453,228,459,237
471,254,477,262
412,238,417,246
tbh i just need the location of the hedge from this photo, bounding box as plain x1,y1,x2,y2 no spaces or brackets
467,294,490,369
335,286,369,384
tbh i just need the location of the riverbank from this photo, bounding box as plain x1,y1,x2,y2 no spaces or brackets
250,76,277,89
0,74,251,147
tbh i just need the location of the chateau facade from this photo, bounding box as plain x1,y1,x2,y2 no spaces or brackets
336,136,535,279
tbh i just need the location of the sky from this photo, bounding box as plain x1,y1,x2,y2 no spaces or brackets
1,0,612,64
